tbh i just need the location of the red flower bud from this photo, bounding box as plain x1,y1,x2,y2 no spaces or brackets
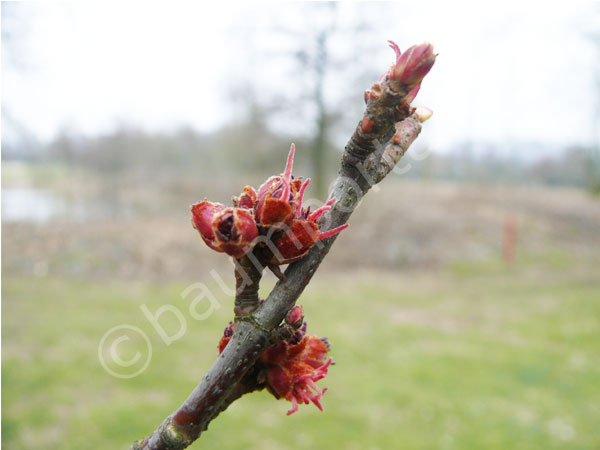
271,191,349,264
191,201,226,253
285,305,304,329
191,201,258,258
255,144,298,228
217,321,235,353
233,185,258,209
261,335,332,415
218,321,332,416
388,40,436,87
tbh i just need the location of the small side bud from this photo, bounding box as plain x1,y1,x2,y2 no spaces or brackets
274,324,295,341
223,321,234,337
236,185,257,209
361,117,374,133
414,106,433,123
218,322,235,354
285,305,304,329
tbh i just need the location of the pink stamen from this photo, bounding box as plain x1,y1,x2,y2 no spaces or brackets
303,385,314,399
306,378,322,395
279,143,296,203
295,178,311,217
283,358,332,415
308,198,336,222
280,180,291,204
286,396,299,416
311,397,324,411
283,143,295,182
316,387,328,409
304,380,326,411
296,387,310,404
295,373,313,383
312,373,325,383
315,358,332,377
318,223,349,240
388,40,402,60
308,206,330,222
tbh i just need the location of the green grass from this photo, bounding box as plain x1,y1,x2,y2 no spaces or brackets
2,265,600,449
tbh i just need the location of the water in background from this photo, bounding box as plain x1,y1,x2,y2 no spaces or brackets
2,187,133,223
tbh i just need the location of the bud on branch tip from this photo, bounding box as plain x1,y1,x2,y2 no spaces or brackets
388,40,437,87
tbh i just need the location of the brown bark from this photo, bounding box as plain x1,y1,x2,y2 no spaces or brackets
132,66,426,450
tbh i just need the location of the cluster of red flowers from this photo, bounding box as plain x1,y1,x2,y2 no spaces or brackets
191,144,348,263
218,306,332,415
200,40,437,419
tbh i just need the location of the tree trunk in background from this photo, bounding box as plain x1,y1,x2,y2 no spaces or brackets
312,31,328,200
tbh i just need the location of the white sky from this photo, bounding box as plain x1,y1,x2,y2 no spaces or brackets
2,1,599,154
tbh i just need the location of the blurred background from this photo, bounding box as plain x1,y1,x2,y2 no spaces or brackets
2,2,600,449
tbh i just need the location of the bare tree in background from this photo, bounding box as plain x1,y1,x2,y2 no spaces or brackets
304,23,332,199
591,33,600,194
582,4,600,193
228,3,397,199
1,3,42,160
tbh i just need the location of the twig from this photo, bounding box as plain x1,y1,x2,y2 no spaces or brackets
131,41,433,450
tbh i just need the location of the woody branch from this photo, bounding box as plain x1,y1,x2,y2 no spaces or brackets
131,40,436,450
